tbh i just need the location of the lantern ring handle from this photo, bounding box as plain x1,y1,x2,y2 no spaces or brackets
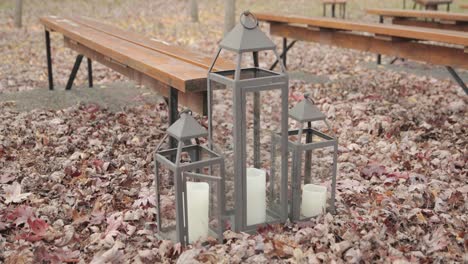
304,92,315,104
240,11,258,30
178,108,193,117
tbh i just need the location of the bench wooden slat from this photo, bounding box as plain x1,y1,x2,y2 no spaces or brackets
40,16,208,93
269,22,468,69
255,12,468,46
69,16,235,72
366,9,468,22
64,37,205,113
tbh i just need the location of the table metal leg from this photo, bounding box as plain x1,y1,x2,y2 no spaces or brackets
169,87,179,148
87,58,93,88
45,30,54,90
65,54,84,90
446,66,468,95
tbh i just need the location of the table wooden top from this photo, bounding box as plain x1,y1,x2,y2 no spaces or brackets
40,16,234,93
255,12,468,46
366,8,468,22
413,0,453,4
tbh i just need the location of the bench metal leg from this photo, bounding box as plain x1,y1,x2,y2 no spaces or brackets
65,54,84,90
283,38,288,67
446,66,468,95
331,4,336,18
169,87,179,148
377,16,383,65
253,51,260,169
87,58,93,88
45,30,54,90
269,39,297,70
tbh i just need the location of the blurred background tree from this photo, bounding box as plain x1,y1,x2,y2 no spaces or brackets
15,0,23,28
224,0,235,34
190,0,199,22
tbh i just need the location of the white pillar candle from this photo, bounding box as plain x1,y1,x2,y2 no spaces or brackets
186,181,209,243
301,184,327,218
246,168,266,225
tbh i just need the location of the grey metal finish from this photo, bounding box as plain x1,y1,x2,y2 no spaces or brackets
281,96,338,221
219,11,276,53
154,111,225,245
166,111,208,141
253,51,261,169
289,97,327,122
207,11,289,233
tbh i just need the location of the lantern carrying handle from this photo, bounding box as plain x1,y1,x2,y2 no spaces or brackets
240,11,258,30
304,92,315,104
178,108,193,118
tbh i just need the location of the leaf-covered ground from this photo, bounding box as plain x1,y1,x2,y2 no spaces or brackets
0,0,467,263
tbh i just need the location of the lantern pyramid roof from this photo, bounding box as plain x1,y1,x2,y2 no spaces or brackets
289,99,327,122
167,112,208,141
219,12,276,53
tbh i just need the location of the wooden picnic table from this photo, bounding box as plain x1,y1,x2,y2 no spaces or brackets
255,12,468,93
412,0,453,11
366,8,468,31
40,15,235,119
322,0,347,19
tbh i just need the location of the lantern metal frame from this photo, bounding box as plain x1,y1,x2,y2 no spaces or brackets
206,11,289,232
272,96,338,221
154,110,225,245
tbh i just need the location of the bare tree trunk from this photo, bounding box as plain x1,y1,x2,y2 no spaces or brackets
224,0,235,35
15,0,23,28
190,0,199,22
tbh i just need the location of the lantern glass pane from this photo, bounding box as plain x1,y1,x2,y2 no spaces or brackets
156,167,178,241
298,144,335,220
244,89,284,227
210,80,236,217
183,166,222,243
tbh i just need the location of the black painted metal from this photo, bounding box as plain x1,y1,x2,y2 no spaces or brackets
65,54,84,90
87,58,93,88
283,38,288,67
446,66,468,95
269,39,297,71
169,87,179,148
45,30,54,90
377,15,383,65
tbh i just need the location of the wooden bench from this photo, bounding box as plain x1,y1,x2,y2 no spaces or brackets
254,12,468,94
366,9,468,32
412,0,453,11
322,0,347,19
40,16,235,123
